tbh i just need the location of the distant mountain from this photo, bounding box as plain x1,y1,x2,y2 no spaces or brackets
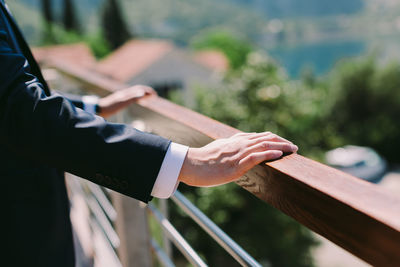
43,0,366,19
7,0,369,47
10,0,269,45
6,1,42,44
13,0,366,29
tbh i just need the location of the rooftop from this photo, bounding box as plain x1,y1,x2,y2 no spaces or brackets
96,39,174,82
32,43,96,69
194,50,229,72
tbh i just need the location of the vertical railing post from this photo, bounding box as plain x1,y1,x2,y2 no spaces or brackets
112,192,152,267
159,199,172,259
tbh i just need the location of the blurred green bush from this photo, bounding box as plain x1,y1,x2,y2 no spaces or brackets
41,23,111,59
191,30,252,69
328,57,400,163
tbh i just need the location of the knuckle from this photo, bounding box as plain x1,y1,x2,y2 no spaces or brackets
230,158,240,168
224,156,239,169
248,154,257,163
230,153,240,162
262,142,271,150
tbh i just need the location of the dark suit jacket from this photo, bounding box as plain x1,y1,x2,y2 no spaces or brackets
0,2,170,266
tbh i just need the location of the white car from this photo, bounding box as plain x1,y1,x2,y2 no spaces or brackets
325,145,387,183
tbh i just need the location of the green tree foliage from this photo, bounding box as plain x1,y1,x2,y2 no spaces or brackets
328,57,400,162
191,31,252,69
63,0,79,33
36,0,111,59
41,0,53,23
85,32,112,59
41,24,111,59
100,0,131,50
41,0,54,43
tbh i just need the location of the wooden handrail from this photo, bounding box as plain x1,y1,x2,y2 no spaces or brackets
47,60,400,267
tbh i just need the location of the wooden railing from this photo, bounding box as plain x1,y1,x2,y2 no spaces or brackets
47,59,400,267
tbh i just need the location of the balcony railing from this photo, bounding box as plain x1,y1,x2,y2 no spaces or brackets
45,59,400,267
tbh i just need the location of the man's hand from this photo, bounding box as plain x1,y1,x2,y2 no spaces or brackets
178,132,297,187
98,85,156,118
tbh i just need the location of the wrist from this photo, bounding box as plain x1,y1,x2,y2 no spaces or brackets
178,147,200,186
97,96,116,118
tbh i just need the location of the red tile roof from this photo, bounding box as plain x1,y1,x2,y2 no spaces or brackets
32,43,96,69
194,50,229,72
96,39,174,82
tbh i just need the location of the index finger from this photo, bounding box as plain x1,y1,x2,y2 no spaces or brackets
249,132,293,144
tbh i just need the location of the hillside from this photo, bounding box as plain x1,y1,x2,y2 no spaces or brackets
6,1,42,45
10,0,369,46
8,0,400,77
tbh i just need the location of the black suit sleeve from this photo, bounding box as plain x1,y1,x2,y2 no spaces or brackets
57,92,100,113
57,92,86,110
0,24,170,203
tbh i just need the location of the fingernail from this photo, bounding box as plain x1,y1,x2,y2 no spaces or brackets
291,144,298,152
273,151,283,157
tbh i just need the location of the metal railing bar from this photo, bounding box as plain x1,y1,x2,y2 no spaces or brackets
147,203,208,267
68,176,120,249
85,181,117,221
150,238,176,267
171,191,262,267
67,176,120,250
160,199,173,258
87,196,120,249
89,219,123,267
67,175,86,196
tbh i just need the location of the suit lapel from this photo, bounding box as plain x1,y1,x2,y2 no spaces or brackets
0,1,50,95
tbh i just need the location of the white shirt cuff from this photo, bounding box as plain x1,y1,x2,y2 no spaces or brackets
82,95,99,114
151,142,189,199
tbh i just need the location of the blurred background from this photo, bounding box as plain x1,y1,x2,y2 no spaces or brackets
8,0,400,266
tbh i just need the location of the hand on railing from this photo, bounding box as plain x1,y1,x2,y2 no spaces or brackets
178,132,298,187
97,85,156,118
